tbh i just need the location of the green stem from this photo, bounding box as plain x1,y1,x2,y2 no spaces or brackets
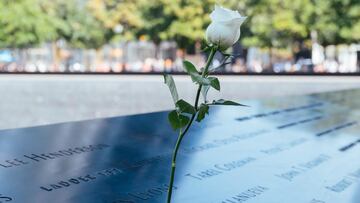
166,47,217,203
202,46,217,77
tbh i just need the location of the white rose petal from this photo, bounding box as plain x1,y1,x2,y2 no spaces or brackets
206,5,247,50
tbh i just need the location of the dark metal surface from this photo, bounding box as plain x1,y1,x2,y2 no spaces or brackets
0,89,360,203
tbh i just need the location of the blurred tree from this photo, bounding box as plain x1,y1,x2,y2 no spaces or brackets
87,0,144,41
0,0,59,48
241,0,360,48
241,0,313,49
47,0,108,50
310,0,360,45
1,0,359,54
44,0,114,69
136,0,240,53
155,0,215,50
340,0,360,42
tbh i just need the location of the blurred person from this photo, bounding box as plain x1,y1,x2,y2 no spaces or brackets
143,58,154,72
128,61,143,72
337,45,356,73
349,44,358,72
324,60,338,73
313,64,325,73
110,62,123,73
324,45,338,73
312,42,325,66
164,58,173,71
294,42,312,73
295,43,311,62
232,58,246,72
232,42,246,63
153,59,165,72
0,63,3,71
246,47,260,72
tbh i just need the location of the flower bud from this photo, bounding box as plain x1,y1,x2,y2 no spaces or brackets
206,5,246,50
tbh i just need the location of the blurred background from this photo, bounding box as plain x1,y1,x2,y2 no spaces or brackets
1,0,360,130
0,0,359,74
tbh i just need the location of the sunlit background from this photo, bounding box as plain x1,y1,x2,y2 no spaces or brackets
0,0,359,74
1,0,360,130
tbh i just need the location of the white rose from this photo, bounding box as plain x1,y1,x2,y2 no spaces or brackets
205,5,247,50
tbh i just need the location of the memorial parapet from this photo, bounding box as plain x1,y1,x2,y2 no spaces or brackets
0,89,359,203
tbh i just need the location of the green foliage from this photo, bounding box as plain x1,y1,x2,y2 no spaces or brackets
211,99,248,106
163,74,179,104
165,39,247,203
208,77,220,91
136,0,216,48
241,0,360,47
165,72,196,131
241,0,313,48
182,60,220,91
176,100,196,115
0,0,113,49
196,104,209,122
1,0,358,49
183,60,199,74
48,0,110,49
310,0,360,44
168,110,190,130
87,0,144,41
0,0,59,48
183,60,205,83
165,47,245,134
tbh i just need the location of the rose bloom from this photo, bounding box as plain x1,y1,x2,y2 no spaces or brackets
206,5,247,50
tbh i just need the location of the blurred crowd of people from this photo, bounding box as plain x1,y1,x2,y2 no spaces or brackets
245,43,360,74
0,41,359,74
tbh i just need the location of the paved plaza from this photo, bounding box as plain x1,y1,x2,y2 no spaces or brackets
0,75,359,130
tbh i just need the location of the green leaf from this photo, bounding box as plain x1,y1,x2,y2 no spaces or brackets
192,74,212,85
202,46,211,52
163,74,179,104
183,61,212,85
183,60,198,75
211,99,248,106
208,77,220,91
183,61,220,90
220,52,231,57
168,110,190,130
201,85,210,102
200,41,213,54
196,104,209,122
176,99,196,115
